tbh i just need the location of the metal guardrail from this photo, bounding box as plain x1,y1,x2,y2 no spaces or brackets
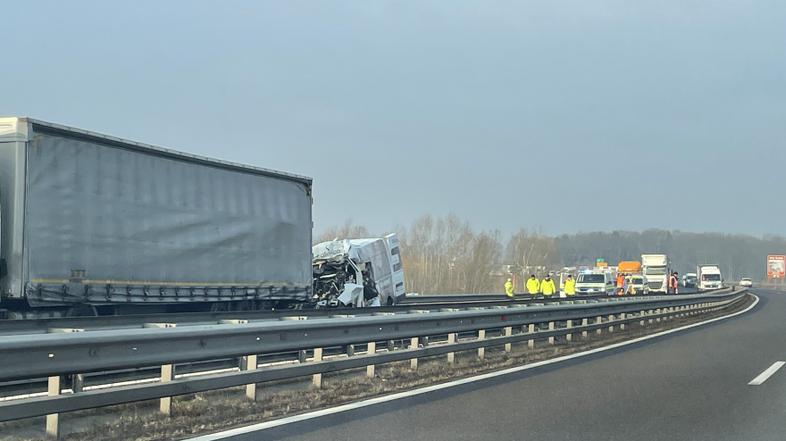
0,293,624,336
0,288,747,439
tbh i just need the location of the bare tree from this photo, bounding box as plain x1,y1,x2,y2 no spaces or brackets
313,219,370,244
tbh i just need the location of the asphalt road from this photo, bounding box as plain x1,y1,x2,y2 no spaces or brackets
244,288,785,441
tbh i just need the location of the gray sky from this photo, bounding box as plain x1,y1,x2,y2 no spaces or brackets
1,1,784,236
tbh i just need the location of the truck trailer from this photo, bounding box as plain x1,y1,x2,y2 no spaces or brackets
0,117,313,316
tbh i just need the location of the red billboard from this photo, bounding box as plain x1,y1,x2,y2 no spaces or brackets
767,255,786,279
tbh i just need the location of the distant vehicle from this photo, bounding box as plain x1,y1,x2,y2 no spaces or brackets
625,275,650,295
697,264,723,291
739,278,753,288
575,271,615,295
682,273,698,288
641,254,669,293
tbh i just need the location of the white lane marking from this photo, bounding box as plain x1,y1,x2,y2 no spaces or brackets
748,361,786,386
185,294,759,441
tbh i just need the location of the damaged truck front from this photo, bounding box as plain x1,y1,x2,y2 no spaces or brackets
312,233,405,307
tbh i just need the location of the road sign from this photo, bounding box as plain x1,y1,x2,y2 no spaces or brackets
767,255,785,279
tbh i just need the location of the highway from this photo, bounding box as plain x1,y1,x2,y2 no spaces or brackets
225,288,783,441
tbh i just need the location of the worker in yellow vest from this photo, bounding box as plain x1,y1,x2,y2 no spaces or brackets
563,274,576,296
540,275,557,296
504,278,514,298
526,275,540,296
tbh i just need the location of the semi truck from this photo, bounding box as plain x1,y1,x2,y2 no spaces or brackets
697,264,723,291
312,234,406,307
641,254,669,293
0,117,314,316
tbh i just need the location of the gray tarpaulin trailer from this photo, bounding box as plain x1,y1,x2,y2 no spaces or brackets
0,117,313,313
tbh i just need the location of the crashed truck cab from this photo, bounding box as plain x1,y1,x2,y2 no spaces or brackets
312,233,405,308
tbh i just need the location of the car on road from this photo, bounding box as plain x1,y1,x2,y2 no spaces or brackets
682,273,698,288
739,278,753,287
625,275,650,295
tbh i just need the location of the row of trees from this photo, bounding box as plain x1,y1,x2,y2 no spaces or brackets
314,216,556,294
315,216,785,294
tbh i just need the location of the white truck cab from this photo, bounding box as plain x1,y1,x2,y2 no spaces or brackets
312,233,406,307
642,254,669,293
697,264,723,291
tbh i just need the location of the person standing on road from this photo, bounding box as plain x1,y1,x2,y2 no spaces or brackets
540,274,556,297
669,272,679,294
564,274,576,296
621,273,628,296
504,278,515,299
526,275,540,296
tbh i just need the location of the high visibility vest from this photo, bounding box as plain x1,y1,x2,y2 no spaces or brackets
504,281,514,297
526,278,540,294
541,279,556,295
564,279,576,295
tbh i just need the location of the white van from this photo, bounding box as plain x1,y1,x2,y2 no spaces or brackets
575,272,615,295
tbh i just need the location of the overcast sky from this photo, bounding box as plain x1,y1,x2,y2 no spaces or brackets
1,1,784,236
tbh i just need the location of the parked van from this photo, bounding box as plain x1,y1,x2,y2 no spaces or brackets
575,271,615,295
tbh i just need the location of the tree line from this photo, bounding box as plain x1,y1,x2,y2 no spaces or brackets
315,216,784,294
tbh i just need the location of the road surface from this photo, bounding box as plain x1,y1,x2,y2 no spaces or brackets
234,289,784,441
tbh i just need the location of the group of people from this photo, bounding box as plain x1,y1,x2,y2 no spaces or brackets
504,274,576,298
504,270,683,298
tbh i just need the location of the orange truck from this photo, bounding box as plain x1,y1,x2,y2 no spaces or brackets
617,261,642,274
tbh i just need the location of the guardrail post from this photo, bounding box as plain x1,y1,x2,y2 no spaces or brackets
656,309,662,323
640,310,646,326
366,341,377,377
566,320,573,342
504,326,513,352
477,329,486,359
527,323,535,348
581,318,588,338
71,373,85,393
649,309,655,324
48,328,85,398
447,333,457,364
160,364,174,415
620,313,626,330
312,347,323,388
144,322,178,416
241,354,259,400
548,322,555,345
410,337,419,370
45,375,62,439
596,316,603,335
608,314,614,332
